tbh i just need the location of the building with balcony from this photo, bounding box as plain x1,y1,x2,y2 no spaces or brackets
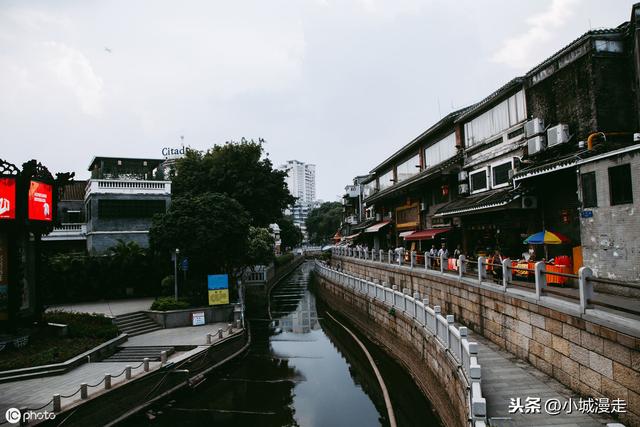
85,157,171,254
42,180,88,253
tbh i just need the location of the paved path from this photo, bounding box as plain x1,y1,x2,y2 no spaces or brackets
0,322,234,422
470,331,612,426
47,298,155,317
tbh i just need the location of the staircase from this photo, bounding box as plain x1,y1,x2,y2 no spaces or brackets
102,346,175,362
114,312,162,337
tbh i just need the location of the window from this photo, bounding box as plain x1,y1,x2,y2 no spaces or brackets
594,39,623,53
395,153,420,183
608,164,633,205
424,132,457,169
98,199,167,218
470,169,488,193
581,172,597,208
464,89,526,147
492,161,512,188
378,169,394,191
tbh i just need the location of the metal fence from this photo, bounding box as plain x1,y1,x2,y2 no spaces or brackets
314,261,486,426
332,247,639,316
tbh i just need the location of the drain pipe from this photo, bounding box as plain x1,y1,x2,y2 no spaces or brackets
586,132,631,150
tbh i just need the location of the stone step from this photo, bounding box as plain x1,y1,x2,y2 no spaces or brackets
116,318,156,329
102,346,174,363
125,325,162,337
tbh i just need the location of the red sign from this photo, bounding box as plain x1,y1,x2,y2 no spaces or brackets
0,178,16,220
28,181,53,221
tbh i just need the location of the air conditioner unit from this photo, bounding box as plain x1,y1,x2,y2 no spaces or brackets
524,118,545,138
420,202,427,211
528,136,546,155
547,124,570,147
521,196,538,209
458,171,468,182
375,213,382,221
458,183,470,195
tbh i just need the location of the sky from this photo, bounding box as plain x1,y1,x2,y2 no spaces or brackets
0,0,635,201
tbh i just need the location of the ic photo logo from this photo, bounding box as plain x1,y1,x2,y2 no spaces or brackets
5,407,56,424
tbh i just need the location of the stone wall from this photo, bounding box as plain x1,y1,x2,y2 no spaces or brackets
315,275,471,427
334,255,640,426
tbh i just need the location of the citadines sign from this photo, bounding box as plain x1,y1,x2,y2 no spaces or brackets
207,274,229,305
28,181,52,221
0,178,16,220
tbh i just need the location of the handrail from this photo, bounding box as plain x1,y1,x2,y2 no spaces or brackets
314,260,487,426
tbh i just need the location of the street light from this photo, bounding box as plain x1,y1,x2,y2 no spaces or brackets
174,248,180,300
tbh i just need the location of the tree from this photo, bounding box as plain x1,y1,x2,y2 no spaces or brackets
306,202,342,245
278,216,303,251
172,139,295,226
246,227,275,267
149,193,251,281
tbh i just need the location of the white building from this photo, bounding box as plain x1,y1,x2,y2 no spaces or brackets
278,160,317,240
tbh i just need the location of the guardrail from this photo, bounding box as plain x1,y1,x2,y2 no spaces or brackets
314,260,486,426
332,247,639,316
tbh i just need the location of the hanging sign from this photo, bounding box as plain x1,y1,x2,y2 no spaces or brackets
207,274,229,305
0,178,16,220
28,181,53,221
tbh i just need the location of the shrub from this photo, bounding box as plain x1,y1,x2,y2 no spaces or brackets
43,311,119,339
274,253,294,269
160,275,175,296
150,297,190,311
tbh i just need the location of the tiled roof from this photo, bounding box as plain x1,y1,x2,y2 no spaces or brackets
434,187,529,217
454,77,525,123
61,180,87,200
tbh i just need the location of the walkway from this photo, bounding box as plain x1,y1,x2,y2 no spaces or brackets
0,322,230,420
47,297,155,317
470,331,611,426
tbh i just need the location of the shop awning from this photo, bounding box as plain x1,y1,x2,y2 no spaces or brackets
404,228,451,241
399,230,415,238
433,187,528,217
344,232,361,240
364,220,391,233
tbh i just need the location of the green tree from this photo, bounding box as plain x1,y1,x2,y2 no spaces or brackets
277,217,303,251
149,193,251,281
306,202,342,245
172,139,295,226
246,227,275,266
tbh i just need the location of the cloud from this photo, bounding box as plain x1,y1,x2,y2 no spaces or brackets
491,0,579,69
44,41,104,116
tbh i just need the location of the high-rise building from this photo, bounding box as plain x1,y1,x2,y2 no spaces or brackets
278,160,317,240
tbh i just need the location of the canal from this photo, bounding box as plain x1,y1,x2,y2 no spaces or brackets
132,262,441,426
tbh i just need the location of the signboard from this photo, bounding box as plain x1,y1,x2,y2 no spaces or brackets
181,258,189,271
28,181,53,221
0,178,16,220
207,274,229,305
191,311,205,326
581,210,593,218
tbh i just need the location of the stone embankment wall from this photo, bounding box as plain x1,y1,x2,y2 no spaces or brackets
334,256,640,426
315,275,470,427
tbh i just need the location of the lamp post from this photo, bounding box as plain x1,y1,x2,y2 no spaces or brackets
174,248,180,300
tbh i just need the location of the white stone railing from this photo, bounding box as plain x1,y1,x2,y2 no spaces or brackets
85,179,171,197
314,260,487,426
42,223,87,241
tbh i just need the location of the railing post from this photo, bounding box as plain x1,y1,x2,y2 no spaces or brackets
458,255,466,279
424,252,429,270
160,350,168,365
502,258,511,291
388,250,393,265
422,297,429,307
143,357,150,372
477,256,486,282
410,251,416,268
80,383,88,399
440,253,445,273
53,394,61,412
105,373,112,390
534,261,546,299
125,365,132,380
379,249,384,263
459,326,468,363
434,306,441,336
398,251,402,266
446,315,454,349
578,267,594,313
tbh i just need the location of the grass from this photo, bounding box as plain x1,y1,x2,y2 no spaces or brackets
0,311,119,371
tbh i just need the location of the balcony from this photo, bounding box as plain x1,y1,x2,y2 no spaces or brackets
42,223,87,241
85,179,171,198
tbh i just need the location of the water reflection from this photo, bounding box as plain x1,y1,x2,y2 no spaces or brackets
132,262,440,427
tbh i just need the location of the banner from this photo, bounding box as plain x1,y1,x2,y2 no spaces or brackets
0,233,8,320
28,180,53,221
207,274,229,305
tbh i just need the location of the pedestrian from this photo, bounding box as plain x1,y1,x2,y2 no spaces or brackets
453,244,461,259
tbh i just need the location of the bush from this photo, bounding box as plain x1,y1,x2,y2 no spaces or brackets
160,275,175,296
43,311,119,339
274,253,294,269
150,297,190,311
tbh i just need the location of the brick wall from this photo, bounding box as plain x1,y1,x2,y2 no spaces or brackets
334,256,640,426
315,275,470,427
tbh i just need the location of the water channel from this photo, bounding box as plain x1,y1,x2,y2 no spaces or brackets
132,262,441,426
